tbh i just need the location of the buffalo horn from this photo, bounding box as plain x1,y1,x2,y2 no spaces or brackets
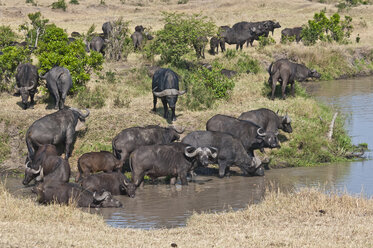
257,128,266,136
25,161,30,168
27,165,41,174
185,146,202,157
123,180,129,186
285,115,291,124
70,108,90,119
26,81,37,91
93,191,110,201
207,147,218,158
35,168,44,181
153,89,186,97
170,125,185,134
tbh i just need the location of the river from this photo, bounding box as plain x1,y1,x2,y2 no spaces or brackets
3,77,373,229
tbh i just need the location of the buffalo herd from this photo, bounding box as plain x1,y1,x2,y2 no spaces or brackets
15,20,323,209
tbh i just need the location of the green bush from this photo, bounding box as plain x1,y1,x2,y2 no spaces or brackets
0,25,19,49
148,12,216,65
51,0,67,11
69,0,79,4
224,49,238,59
0,46,31,92
280,35,296,44
177,0,189,4
19,12,49,48
36,24,103,93
301,10,353,45
258,35,276,47
235,54,261,74
75,86,106,109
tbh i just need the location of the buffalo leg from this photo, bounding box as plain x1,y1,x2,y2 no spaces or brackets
281,78,289,100
152,95,157,112
218,161,228,178
271,72,280,100
170,107,176,122
220,41,225,52
161,98,168,119
170,177,177,185
179,171,188,185
60,91,68,110
291,82,295,97
30,92,35,108
52,92,60,110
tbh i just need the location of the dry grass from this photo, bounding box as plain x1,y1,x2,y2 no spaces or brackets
1,183,373,247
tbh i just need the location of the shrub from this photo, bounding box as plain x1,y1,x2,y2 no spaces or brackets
301,10,353,45
105,18,132,61
224,49,238,59
0,25,19,49
51,0,67,11
177,0,189,4
19,12,49,48
148,12,216,65
258,35,276,47
36,24,103,93
26,0,37,5
280,35,296,44
0,46,31,92
236,54,261,74
113,93,131,108
75,86,106,109
69,0,79,4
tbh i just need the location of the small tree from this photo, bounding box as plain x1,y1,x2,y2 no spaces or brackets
19,12,49,48
149,12,216,65
51,0,67,11
0,25,19,49
104,18,132,61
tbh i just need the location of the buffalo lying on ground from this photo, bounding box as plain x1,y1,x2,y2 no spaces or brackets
220,69,237,78
206,114,280,157
81,171,136,198
182,131,262,178
193,36,208,59
281,27,303,43
26,107,90,162
112,125,184,170
15,63,38,110
209,36,225,55
40,66,72,110
76,151,122,182
89,36,105,54
36,182,122,208
268,59,321,100
102,21,113,38
152,68,186,121
130,143,218,186
239,108,293,134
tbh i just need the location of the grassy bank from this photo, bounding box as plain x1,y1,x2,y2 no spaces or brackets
0,183,372,247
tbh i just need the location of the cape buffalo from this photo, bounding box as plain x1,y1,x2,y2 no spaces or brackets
193,36,208,59
71,31,81,37
239,108,293,134
40,66,72,110
81,171,136,198
130,143,218,186
209,36,225,55
206,114,280,157
268,59,321,100
26,107,90,162
36,182,122,208
102,21,113,38
281,27,303,43
89,36,105,54
15,63,38,110
131,31,143,50
76,151,122,182
152,68,186,122
182,131,262,178
220,25,255,50
112,125,184,170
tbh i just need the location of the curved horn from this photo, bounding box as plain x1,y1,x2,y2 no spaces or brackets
26,81,37,91
169,125,185,134
185,146,202,157
93,191,110,201
257,128,266,136
27,165,41,174
35,168,44,181
25,161,31,168
70,108,90,119
286,115,291,124
207,147,218,158
153,89,186,97
123,179,129,186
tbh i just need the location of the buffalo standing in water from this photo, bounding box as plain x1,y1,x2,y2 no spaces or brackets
15,63,38,110
268,59,321,100
40,66,72,110
152,68,186,122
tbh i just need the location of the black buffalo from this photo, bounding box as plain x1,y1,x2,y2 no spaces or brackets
89,36,105,54
81,171,136,198
15,63,38,110
40,66,72,110
135,25,145,32
36,182,122,208
68,37,76,44
233,20,280,47
112,125,184,169
268,59,321,100
182,131,262,178
76,151,122,182
102,21,113,38
206,114,280,157
239,108,293,134
281,27,303,43
130,143,218,186
220,69,237,78
26,107,90,162
193,36,208,59
71,31,81,37
219,25,256,50
152,68,186,121
131,31,143,50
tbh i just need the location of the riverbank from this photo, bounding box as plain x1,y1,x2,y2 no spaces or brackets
0,183,372,247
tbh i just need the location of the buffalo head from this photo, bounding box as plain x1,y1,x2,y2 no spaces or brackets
280,114,293,133
184,146,218,167
22,162,41,185
309,69,321,79
122,179,136,198
15,82,37,109
93,191,122,208
256,128,280,149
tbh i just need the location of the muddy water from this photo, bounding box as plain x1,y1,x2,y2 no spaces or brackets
3,77,373,229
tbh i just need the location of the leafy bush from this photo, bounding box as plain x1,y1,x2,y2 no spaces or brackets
105,18,132,61
280,35,296,44
258,35,276,47
36,24,103,93
0,46,31,92
69,0,79,4
301,10,353,45
148,12,216,65
180,63,235,110
224,49,238,59
236,54,261,74
75,86,106,109
177,0,189,4
19,12,49,48
0,25,19,49
51,0,67,11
